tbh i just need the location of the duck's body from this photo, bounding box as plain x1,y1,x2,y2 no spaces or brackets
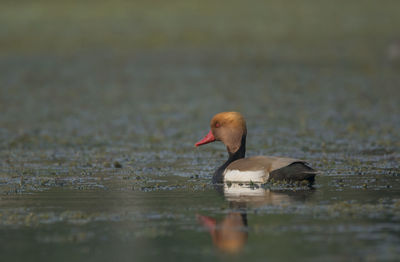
195,112,317,184
221,156,315,184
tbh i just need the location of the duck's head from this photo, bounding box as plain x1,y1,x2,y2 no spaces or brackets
195,112,247,154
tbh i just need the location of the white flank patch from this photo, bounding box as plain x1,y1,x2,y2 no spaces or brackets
223,169,268,183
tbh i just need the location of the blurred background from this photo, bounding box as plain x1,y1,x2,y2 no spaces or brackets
1,0,399,147
1,0,400,261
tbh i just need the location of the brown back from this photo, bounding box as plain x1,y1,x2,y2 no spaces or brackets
226,156,305,172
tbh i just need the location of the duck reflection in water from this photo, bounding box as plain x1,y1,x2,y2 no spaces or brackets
197,202,248,254
197,184,314,254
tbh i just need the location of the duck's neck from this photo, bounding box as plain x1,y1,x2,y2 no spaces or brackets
213,136,246,183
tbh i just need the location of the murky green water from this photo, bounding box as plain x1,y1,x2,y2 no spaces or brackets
1,1,400,261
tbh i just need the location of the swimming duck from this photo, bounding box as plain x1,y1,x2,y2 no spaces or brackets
195,112,317,184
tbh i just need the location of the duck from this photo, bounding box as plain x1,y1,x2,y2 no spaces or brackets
195,112,317,184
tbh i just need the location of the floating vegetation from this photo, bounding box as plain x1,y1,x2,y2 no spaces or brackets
113,161,122,168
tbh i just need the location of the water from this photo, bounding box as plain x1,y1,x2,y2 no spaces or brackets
1,1,400,261
1,182,400,261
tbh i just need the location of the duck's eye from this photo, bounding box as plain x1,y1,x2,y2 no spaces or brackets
215,122,220,128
